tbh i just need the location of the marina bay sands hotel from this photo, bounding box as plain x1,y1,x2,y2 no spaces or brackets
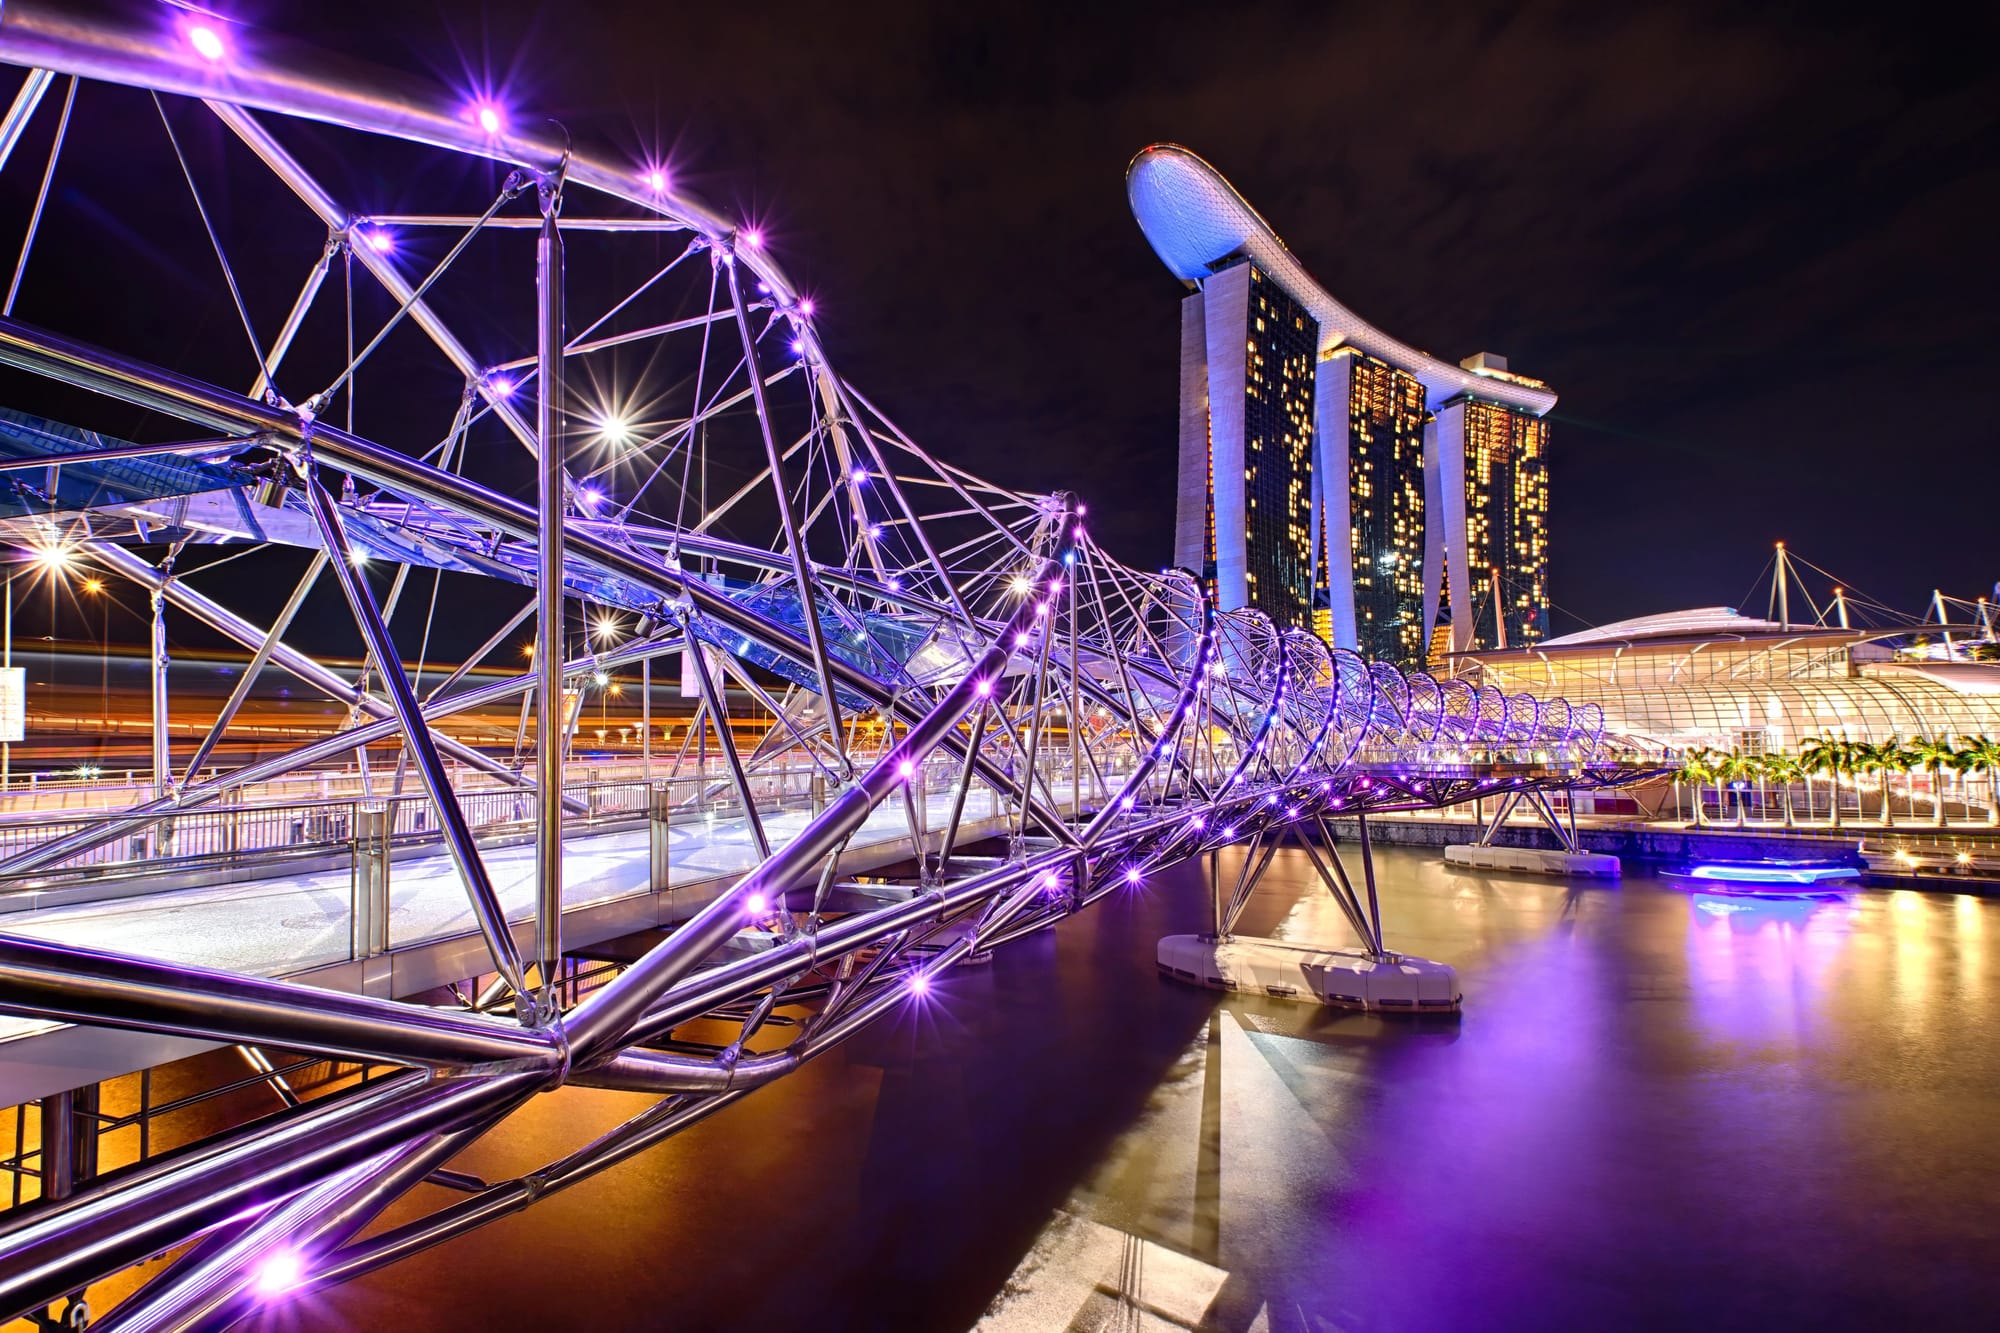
1128,144,1554,666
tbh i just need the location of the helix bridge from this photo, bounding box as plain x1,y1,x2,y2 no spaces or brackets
0,5,1636,1326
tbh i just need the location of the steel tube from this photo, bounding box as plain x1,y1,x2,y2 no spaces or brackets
678,616,770,859
0,1070,534,1327
182,550,328,783
0,933,557,1067
302,470,527,996
148,578,170,803
90,1146,402,1333
722,254,847,768
0,316,1073,842
567,518,1072,1063
84,541,529,793
0,67,53,174
533,170,566,1002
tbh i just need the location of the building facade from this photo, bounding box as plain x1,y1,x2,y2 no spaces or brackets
1133,143,1556,666
1175,264,1322,632
1320,349,1429,664
1428,369,1551,653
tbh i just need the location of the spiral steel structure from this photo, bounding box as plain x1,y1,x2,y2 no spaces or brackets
0,6,1631,1325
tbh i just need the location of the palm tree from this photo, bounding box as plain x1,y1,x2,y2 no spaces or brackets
1955,734,2000,826
1676,747,1718,826
1714,751,1758,827
1853,738,1906,826
1800,735,1847,828
1763,752,1804,829
1905,735,1957,827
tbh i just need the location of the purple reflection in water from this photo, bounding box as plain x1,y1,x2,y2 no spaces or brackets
322,850,1999,1332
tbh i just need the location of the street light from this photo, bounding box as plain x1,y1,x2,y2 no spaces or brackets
81,577,108,732
3,544,80,791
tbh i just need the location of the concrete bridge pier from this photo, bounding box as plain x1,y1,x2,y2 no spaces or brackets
1443,785,1622,877
1160,812,1461,1012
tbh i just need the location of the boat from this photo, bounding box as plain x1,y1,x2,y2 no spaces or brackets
1663,857,1860,898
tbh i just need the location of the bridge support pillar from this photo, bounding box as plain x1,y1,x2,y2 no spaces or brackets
648,780,673,894
350,802,391,959
1443,782,1620,877
1160,815,1461,1012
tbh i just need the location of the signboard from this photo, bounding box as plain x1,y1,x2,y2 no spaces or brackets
0,667,22,744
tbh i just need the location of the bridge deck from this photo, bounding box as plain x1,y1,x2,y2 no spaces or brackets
0,783,1032,1101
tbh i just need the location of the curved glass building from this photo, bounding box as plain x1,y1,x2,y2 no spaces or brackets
1460,608,2000,753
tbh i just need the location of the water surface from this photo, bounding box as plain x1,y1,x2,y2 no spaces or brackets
281,846,2000,1331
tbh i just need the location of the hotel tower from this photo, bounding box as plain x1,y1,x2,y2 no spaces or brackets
1130,144,1556,663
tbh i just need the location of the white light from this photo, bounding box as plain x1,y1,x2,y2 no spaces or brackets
188,26,226,62
598,414,633,445
593,670,609,687
1009,575,1032,596
252,1249,305,1298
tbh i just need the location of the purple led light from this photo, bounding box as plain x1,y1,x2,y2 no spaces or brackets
974,678,992,697
907,972,931,995
745,891,769,915
1125,867,1142,884
188,25,227,62
362,227,394,254
1223,825,1237,838
252,1249,305,1298
471,101,504,135
1120,796,1135,809
488,377,515,398
866,524,882,539
643,167,668,192
896,760,915,779
743,228,764,249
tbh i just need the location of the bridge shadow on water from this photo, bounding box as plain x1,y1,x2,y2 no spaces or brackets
275,846,2000,1333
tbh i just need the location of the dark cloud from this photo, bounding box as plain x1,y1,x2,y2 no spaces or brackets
73,2,2000,629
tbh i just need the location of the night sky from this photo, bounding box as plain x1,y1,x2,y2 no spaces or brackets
30,1,2000,634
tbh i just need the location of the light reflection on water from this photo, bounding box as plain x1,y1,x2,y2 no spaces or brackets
291,847,2000,1333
